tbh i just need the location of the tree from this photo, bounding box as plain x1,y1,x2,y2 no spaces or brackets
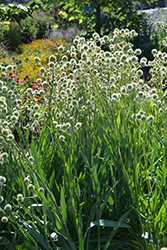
36,0,156,36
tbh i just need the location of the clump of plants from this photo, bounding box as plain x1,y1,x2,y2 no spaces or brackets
0,38,67,80
0,11,55,52
0,28,167,249
49,27,84,43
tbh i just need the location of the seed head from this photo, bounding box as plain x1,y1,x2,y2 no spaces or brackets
48,62,55,68
42,81,49,89
27,184,35,192
59,135,65,141
152,94,158,100
58,46,64,53
34,57,40,63
0,176,6,185
75,122,82,129
1,216,8,223
146,115,154,123
0,196,4,203
2,152,8,159
38,187,44,193
1,128,9,137
7,134,14,141
40,67,46,73
17,194,24,202
49,55,57,63
24,176,30,183
4,204,12,212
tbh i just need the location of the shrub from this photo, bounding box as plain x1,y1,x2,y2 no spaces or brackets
2,12,55,52
32,11,55,39
3,21,21,51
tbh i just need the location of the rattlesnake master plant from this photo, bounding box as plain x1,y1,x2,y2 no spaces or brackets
0,27,167,159
0,28,166,250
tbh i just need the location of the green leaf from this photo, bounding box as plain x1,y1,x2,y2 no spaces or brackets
61,186,67,223
84,219,130,243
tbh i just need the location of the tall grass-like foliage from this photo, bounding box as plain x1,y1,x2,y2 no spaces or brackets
0,28,167,249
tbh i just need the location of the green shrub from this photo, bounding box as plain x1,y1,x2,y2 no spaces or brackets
3,21,21,51
2,12,55,52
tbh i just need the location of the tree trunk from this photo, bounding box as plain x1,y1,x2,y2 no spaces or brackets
96,5,101,36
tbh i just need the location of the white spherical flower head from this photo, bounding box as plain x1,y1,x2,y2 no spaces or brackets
11,115,18,122
92,69,98,75
0,136,4,143
120,54,127,61
136,113,142,119
75,122,82,129
146,115,154,123
1,216,8,223
62,55,68,62
138,91,144,98
39,89,45,95
13,111,19,117
138,79,144,85
140,61,146,67
0,80,4,88
2,152,8,159
26,88,32,95
58,46,64,53
1,72,7,79
17,194,24,202
110,57,117,63
48,62,55,68
135,48,142,55
36,78,42,84
152,93,158,100
4,204,12,212
38,187,44,193
7,134,14,141
42,81,49,89
81,52,87,61
59,135,65,141
0,176,6,185
136,70,143,76
105,51,111,58
151,49,157,56
49,55,57,63
40,67,46,73
150,88,157,94
110,84,116,91
1,66,6,72
27,184,35,192
127,84,133,91
0,98,5,105
79,37,86,44
34,57,40,63
70,52,76,57
120,86,127,93
6,65,13,72
131,56,138,62
0,196,4,203
24,176,30,183
141,115,146,121
110,76,116,84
